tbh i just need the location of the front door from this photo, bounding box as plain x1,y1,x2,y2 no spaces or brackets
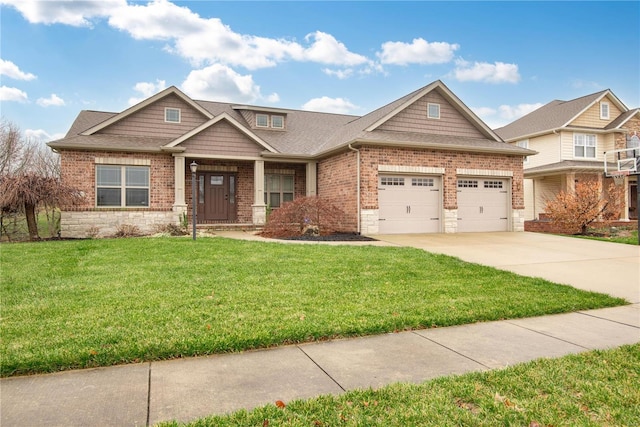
197,173,236,222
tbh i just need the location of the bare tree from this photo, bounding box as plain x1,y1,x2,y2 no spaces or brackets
0,119,82,240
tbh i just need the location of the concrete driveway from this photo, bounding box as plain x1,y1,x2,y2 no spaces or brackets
375,232,640,304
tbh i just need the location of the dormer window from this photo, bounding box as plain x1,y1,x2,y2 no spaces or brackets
427,103,440,119
165,108,181,123
600,102,610,120
271,115,284,129
256,114,269,127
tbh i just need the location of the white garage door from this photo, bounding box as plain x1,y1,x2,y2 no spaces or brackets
457,178,509,232
378,175,441,234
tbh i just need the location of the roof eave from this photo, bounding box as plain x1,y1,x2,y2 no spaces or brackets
46,143,165,153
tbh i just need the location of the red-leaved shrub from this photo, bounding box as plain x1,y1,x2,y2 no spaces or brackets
261,196,348,238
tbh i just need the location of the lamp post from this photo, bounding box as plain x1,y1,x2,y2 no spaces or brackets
190,161,198,240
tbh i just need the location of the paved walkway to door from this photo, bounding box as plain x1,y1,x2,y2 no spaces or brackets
375,232,640,303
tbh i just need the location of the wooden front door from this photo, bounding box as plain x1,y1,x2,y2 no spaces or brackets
197,173,236,222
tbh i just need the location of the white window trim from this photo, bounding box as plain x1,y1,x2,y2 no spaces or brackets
573,133,597,159
256,114,269,128
96,165,150,208
271,115,284,129
427,103,440,119
600,101,610,120
164,107,181,123
516,139,529,164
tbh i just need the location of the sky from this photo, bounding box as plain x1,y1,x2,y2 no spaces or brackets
1,0,639,144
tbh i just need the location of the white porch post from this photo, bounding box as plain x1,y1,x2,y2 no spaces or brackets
252,160,266,225
306,161,317,197
173,156,187,223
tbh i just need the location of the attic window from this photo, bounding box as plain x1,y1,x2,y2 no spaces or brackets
600,102,610,120
427,103,440,119
271,115,284,129
165,108,181,123
256,114,269,127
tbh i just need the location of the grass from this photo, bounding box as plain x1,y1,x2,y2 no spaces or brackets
1,237,627,377
157,344,640,427
573,228,639,245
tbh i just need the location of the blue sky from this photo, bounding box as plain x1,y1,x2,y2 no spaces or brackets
1,1,639,143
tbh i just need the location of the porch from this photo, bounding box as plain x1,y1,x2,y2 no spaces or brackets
171,156,317,227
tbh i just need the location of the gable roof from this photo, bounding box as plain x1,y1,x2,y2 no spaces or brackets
80,86,213,135
164,112,278,153
495,89,630,141
49,81,532,158
605,108,640,130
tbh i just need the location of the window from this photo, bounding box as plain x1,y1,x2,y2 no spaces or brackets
484,180,504,189
600,102,610,120
516,139,529,164
96,165,149,207
381,177,405,186
411,178,434,187
264,174,294,208
165,108,181,123
457,180,478,188
427,103,440,119
256,114,269,127
574,133,596,158
271,115,284,129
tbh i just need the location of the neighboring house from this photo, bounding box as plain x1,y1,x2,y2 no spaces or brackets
495,90,640,222
48,80,533,238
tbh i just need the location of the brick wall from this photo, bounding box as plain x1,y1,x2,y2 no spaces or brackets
317,151,358,231
358,146,524,210
60,150,174,210
318,146,524,233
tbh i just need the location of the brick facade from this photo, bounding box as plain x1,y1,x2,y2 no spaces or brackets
317,151,359,232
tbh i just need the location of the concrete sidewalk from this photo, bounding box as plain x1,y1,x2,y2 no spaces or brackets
2,231,639,426
2,305,638,426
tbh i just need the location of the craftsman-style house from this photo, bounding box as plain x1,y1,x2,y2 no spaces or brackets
48,80,533,237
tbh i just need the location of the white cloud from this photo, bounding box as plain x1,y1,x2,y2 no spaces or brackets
498,103,543,121
473,103,543,128
128,79,167,105
0,59,37,81
0,85,28,102
24,129,65,142
0,0,124,27
322,68,354,80
181,64,262,103
452,59,520,84
301,96,358,114
265,93,280,103
378,38,459,65
301,32,369,66
36,93,66,107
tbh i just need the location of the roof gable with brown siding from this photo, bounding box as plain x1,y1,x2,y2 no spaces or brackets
377,90,485,139
179,119,265,156
97,94,209,138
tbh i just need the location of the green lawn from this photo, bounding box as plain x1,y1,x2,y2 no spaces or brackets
573,229,639,245
158,344,640,427
0,237,627,377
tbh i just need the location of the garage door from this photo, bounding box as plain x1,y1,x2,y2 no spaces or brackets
457,178,509,232
378,175,441,234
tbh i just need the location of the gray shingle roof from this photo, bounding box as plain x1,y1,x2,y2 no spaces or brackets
494,90,610,141
50,82,530,157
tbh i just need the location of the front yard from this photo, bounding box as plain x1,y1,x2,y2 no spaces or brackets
1,237,626,377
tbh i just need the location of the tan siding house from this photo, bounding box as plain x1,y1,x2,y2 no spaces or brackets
49,80,532,237
496,90,640,222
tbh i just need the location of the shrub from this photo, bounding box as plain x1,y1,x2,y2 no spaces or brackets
261,196,348,238
112,224,142,238
544,180,624,235
154,223,187,236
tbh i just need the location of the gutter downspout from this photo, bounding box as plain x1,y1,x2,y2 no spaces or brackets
348,144,361,234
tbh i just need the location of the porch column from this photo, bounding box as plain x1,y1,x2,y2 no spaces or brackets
173,156,187,222
252,160,267,225
306,161,317,197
